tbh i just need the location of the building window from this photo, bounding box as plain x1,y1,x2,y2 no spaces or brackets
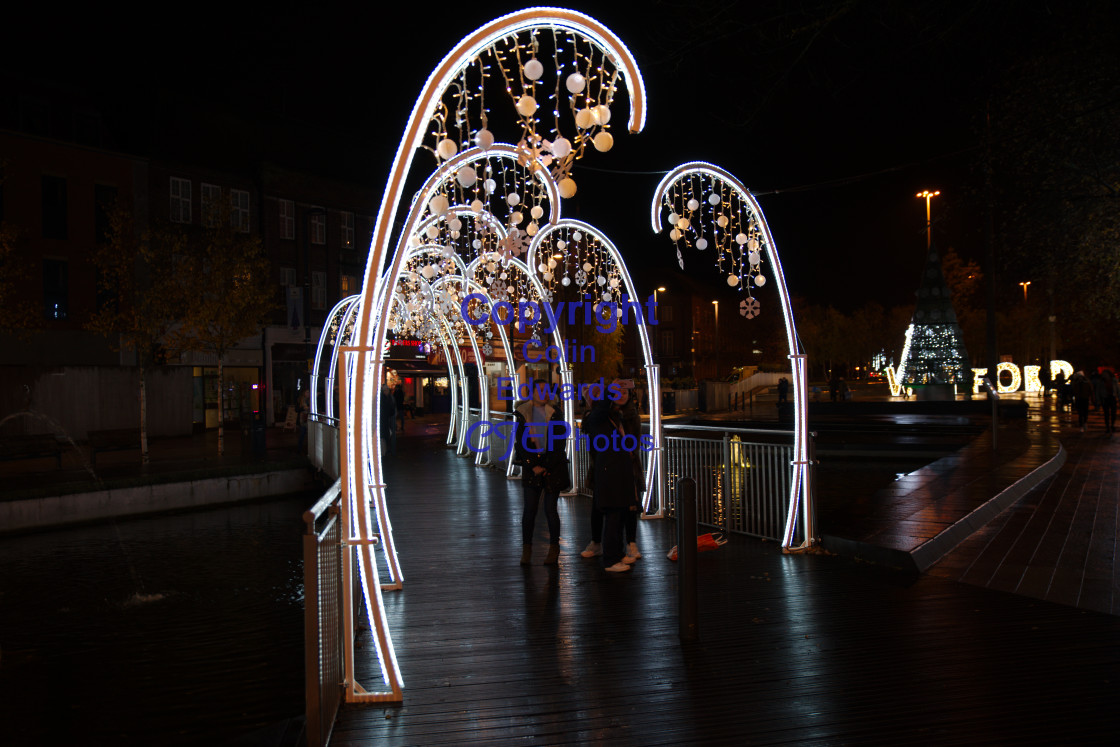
279,199,295,240
341,273,358,295
312,271,327,310
280,267,297,287
43,259,68,320
660,304,673,323
41,175,68,239
341,211,354,250
170,177,191,223
230,189,250,233
201,182,221,227
659,330,674,357
309,208,326,245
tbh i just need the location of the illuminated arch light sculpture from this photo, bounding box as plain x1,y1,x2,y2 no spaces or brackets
651,162,814,550
524,219,661,508
341,8,647,702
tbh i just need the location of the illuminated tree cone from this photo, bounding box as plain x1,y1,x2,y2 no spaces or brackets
898,244,971,385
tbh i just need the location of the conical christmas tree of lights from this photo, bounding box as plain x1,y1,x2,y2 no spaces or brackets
896,244,971,385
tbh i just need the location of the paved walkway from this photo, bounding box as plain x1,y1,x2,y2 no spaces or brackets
332,397,1120,744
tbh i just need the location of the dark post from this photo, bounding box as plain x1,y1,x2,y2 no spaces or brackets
677,477,699,642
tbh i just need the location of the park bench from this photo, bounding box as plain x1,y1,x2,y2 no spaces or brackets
88,428,142,466
0,434,64,468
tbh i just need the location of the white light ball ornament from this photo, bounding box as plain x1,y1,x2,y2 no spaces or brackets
470,199,484,213
558,178,577,199
484,179,497,194
696,238,708,250
506,192,520,207
475,128,494,150
551,137,572,159
708,193,721,206
727,274,740,286
523,58,544,81
754,275,767,287
566,72,586,93
717,215,729,228
748,251,760,265
456,166,477,188
436,138,457,160
593,131,614,152
583,262,593,272
735,233,748,245
561,277,571,287
594,105,611,125
428,194,449,216
687,199,700,212
667,212,679,226
530,205,544,220
515,95,538,117
574,108,594,129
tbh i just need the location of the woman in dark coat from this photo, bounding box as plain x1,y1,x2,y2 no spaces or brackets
582,382,643,572
514,385,570,565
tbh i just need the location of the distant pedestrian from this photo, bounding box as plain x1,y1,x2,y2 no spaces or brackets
296,388,310,453
514,384,569,566
393,384,406,433
380,384,397,455
1070,370,1094,432
777,377,789,405
1094,369,1119,435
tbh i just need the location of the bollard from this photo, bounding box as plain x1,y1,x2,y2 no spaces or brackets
677,477,699,641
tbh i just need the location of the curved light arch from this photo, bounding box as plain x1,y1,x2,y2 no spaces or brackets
651,162,813,549
526,219,662,509
340,9,647,704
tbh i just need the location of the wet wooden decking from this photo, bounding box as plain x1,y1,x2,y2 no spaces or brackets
332,415,1120,745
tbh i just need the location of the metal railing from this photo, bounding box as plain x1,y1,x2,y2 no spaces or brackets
660,424,813,544
303,480,363,747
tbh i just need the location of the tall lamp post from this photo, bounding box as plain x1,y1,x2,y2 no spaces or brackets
653,286,666,361
1019,280,1031,304
712,300,719,380
916,190,940,248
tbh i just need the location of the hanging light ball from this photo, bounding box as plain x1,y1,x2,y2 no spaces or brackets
526,222,539,236
486,261,497,273
484,178,497,193
687,198,700,212
538,263,548,273
708,193,721,206
509,210,523,225
516,95,538,117
547,258,557,269
449,230,460,240
747,238,760,251
573,231,583,241
506,192,521,206
717,215,729,228
754,274,767,287
593,131,614,152
594,105,611,125
574,108,594,129
566,72,586,93
530,205,544,220
602,291,612,301
677,217,690,230
472,238,483,250
551,137,572,159
735,233,748,245
425,225,440,239
428,194,449,215
727,274,739,286
474,128,494,150
558,178,577,198
667,211,679,227
456,166,477,188
555,240,566,250
696,238,708,250
669,228,681,241
436,138,458,160
448,217,463,232
543,271,553,281
561,276,571,287
470,199,484,213
596,275,607,286
421,265,436,279
583,262,593,272
523,58,544,81
609,278,620,288
748,250,760,265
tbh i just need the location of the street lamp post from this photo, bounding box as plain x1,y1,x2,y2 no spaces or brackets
916,190,940,248
1019,280,1031,304
653,286,666,361
712,300,719,380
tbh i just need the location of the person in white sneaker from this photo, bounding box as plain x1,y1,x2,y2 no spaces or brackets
514,384,569,566
582,380,644,572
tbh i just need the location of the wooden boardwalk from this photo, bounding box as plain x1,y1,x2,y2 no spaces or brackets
333,419,1120,745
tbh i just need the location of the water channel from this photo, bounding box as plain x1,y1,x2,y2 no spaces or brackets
0,491,314,745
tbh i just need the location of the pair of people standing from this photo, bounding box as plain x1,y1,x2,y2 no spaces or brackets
580,381,644,573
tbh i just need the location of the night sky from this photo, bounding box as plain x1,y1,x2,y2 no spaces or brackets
8,1,1114,312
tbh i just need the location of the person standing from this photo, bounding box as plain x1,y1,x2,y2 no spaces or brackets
296,387,311,454
393,384,406,434
380,384,397,455
1095,369,1119,435
1071,370,1094,433
514,384,569,565
777,377,789,405
582,380,644,573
